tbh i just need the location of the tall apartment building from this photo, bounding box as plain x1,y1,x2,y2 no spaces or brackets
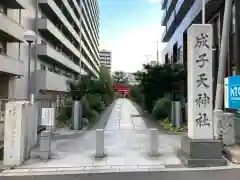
99,50,112,72
161,0,240,106
0,0,100,102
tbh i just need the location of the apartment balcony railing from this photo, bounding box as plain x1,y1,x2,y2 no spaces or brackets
0,53,24,76
0,11,24,42
0,0,25,9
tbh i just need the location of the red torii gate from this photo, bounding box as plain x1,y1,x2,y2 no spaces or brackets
112,84,131,98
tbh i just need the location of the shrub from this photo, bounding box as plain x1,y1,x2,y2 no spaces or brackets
56,99,73,124
87,109,100,123
129,85,142,103
86,94,105,113
81,95,90,118
152,96,171,120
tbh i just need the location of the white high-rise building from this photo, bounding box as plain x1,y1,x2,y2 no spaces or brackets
99,50,112,72
0,0,100,101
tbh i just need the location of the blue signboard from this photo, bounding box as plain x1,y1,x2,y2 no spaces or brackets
225,76,240,109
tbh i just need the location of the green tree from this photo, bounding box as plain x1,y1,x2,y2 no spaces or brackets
58,67,115,125
112,71,128,84
134,63,186,112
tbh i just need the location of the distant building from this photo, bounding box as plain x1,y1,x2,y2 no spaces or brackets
150,61,157,66
99,50,112,72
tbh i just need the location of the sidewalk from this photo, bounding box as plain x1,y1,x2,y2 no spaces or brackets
3,99,183,173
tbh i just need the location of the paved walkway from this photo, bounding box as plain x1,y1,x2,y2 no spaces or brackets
4,99,183,173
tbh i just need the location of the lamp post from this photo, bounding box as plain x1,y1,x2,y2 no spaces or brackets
24,30,37,101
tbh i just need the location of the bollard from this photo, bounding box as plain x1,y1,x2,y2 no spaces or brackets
30,94,35,104
40,131,51,160
213,109,224,139
222,113,235,145
148,128,159,157
95,129,104,158
171,102,175,127
171,101,182,128
175,101,182,128
72,101,81,130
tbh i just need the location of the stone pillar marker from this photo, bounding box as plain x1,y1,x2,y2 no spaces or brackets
3,102,28,166
178,24,227,167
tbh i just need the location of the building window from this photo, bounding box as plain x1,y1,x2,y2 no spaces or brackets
0,42,6,55
40,64,46,71
48,67,53,72
177,46,183,64
232,2,235,34
41,40,46,45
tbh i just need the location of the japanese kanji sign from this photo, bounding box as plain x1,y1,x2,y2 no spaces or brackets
41,108,54,126
187,24,213,139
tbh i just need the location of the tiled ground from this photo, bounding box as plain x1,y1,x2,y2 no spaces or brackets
7,99,183,172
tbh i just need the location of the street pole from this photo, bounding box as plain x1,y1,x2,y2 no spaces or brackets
202,0,205,24
214,0,233,138
156,41,159,65
27,42,32,100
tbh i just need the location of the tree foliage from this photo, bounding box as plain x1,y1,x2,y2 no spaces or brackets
133,63,186,113
112,71,128,84
58,66,115,125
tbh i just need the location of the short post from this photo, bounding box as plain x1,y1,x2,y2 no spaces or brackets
175,101,182,128
95,129,104,158
148,128,159,157
72,101,80,130
171,101,175,126
79,101,83,129
30,94,35,104
221,113,235,145
51,102,56,132
39,130,51,160
213,109,224,139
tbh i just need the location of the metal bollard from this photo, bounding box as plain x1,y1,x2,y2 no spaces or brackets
40,131,51,160
175,101,182,128
148,128,159,157
95,129,104,158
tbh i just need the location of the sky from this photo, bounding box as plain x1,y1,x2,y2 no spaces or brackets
99,0,166,73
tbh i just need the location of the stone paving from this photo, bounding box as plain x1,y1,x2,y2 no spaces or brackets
3,98,183,173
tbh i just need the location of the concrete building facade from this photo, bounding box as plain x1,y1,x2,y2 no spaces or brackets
161,0,239,106
99,50,112,72
0,0,100,101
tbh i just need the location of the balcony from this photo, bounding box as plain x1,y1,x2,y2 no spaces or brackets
37,44,80,74
0,0,25,9
161,0,177,26
162,0,223,43
162,0,195,42
38,0,80,44
0,54,24,76
0,12,24,42
59,0,80,30
35,70,69,92
161,0,168,9
37,18,80,60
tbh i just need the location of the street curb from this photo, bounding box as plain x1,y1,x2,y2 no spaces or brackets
160,131,187,135
52,127,88,140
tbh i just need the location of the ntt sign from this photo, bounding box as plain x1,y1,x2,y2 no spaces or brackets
225,76,240,109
